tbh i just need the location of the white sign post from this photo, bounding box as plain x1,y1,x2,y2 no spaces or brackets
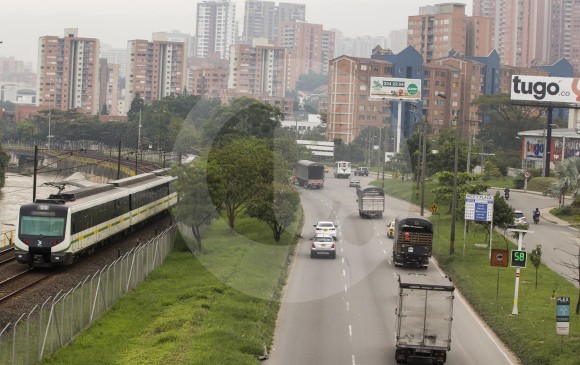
369,77,422,154
464,194,494,258
557,296,570,335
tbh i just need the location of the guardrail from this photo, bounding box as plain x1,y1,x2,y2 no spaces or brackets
0,225,176,364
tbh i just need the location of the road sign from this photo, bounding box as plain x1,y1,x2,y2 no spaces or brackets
556,297,570,335
465,194,494,221
524,171,531,178
429,203,439,213
510,250,527,268
491,249,509,267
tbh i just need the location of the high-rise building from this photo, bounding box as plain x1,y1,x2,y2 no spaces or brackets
36,28,100,114
125,39,186,109
98,59,121,116
389,30,408,54
194,0,237,60
548,0,580,74
228,40,288,96
243,1,306,44
408,3,493,63
100,45,128,78
472,0,553,69
0,56,36,87
278,21,335,90
333,31,389,58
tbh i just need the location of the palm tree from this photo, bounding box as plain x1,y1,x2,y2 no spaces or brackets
550,157,580,206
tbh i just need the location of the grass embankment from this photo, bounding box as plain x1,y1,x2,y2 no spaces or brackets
41,211,302,365
377,178,579,365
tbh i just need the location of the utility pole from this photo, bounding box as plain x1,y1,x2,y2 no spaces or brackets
420,120,427,216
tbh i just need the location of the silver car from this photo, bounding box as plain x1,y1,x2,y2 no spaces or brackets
311,233,336,259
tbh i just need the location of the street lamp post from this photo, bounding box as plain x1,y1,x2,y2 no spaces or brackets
438,92,458,255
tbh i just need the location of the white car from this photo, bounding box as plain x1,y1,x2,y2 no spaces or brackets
313,221,338,240
511,210,527,227
311,233,336,259
349,178,360,187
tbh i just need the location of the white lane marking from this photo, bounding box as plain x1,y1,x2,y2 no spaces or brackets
343,269,346,277
383,249,387,255
342,257,345,264
352,354,356,365
387,258,392,265
346,302,350,312
341,247,344,253
345,284,348,293
348,325,352,337
393,272,398,278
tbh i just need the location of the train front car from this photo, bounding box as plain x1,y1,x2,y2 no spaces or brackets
14,202,70,267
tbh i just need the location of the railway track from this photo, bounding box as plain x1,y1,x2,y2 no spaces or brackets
0,247,15,265
0,269,55,303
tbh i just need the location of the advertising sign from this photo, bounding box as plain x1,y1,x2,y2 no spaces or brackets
511,75,580,105
464,194,494,222
370,77,421,101
525,138,544,159
556,297,570,335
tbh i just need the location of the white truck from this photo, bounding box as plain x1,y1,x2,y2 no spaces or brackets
395,274,455,365
356,186,385,218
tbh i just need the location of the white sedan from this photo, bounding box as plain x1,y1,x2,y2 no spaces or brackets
313,221,338,240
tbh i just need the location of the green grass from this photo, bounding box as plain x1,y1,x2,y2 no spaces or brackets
41,210,302,365
377,178,580,365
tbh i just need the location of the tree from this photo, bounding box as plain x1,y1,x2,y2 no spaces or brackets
246,182,300,242
550,157,580,207
530,245,542,289
296,72,328,91
208,138,281,230
100,103,109,115
170,159,224,253
473,94,545,152
127,92,145,123
553,241,580,314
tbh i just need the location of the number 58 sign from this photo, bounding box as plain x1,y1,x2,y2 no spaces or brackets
511,250,527,268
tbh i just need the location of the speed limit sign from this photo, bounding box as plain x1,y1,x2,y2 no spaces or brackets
524,171,531,178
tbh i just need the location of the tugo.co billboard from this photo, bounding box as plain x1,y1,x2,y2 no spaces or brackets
370,77,421,101
511,75,580,104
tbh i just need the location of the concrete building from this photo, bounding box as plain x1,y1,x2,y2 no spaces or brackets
389,30,408,54
326,55,395,144
243,1,306,44
153,31,195,59
125,39,186,109
0,57,36,87
100,46,128,78
194,0,237,60
228,41,288,97
334,31,389,58
98,60,121,116
36,28,100,114
278,21,335,90
218,90,294,118
188,65,229,98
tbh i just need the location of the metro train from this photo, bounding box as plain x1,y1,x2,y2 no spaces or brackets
14,169,177,268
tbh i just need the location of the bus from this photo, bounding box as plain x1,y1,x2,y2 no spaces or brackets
333,161,351,178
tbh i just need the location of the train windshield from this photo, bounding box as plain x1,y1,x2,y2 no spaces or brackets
20,215,65,236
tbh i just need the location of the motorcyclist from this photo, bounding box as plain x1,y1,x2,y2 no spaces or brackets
504,187,510,199
533,208,540,222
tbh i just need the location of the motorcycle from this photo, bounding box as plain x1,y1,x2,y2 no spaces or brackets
533,214,540,224
504,191,510,200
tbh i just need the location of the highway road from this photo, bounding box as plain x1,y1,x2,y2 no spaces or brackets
266,175,520,365
488,188,580,288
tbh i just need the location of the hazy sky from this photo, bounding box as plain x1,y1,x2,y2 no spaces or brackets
0,0,471,67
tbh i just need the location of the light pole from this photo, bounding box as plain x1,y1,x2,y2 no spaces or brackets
438,92,458,255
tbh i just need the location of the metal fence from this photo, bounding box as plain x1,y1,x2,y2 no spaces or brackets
0,225,176,365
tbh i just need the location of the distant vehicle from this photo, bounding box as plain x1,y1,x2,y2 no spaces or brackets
324,165,330,173
313,221,338,240
356,186,385,218
392,214,433,268
510,210,526,227
354,167,369,176
334,161,352,178
295,160,325,189
395,274,455,365
387,221,395,238
349,178,361,187
310,233,336,259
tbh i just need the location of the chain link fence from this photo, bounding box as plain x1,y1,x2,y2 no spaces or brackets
0,225,176,365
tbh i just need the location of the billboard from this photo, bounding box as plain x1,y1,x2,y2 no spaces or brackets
525,138,544,159
370,77,421,101
511,75,580,105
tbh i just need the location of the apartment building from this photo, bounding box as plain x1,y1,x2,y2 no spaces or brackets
0,57,36,87
243,1,306,44
228,41,288,97
408,3,493,63
278,21,335,90
188,65,229,98
125,39,186,108
98,59,121,116
194,0,237,60
326,55,394,143
36,28,100,114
